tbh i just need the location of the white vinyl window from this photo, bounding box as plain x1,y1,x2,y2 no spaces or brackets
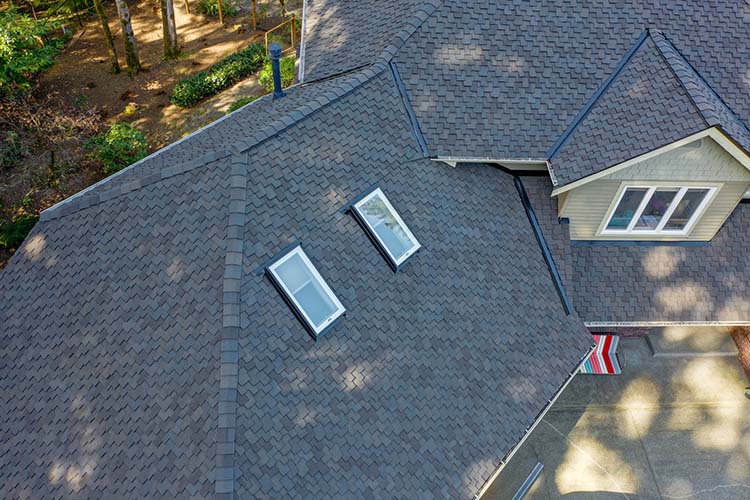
267,246,345,336
353,188,421,269
602,185,716,235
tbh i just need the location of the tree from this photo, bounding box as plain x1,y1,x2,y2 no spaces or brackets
277,0,286,19
250,0,256,30
113,0,141,74
92,0,121,73
0,7,61,94
160,0,179,59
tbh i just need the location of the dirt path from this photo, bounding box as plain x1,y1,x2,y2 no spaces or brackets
37,0,292,150
1,0,300,268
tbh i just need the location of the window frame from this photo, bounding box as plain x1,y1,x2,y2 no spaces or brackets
352,188,421,271
600,184,718,236
266,245,345,338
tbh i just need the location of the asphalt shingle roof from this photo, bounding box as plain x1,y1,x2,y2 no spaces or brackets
0,65,593,498
5,1,750,497
304,1,750,160
301,0,441,83
1,161,231,498
231,71,592,498
548,34,708,187
524,176,750,324
548,30,750,188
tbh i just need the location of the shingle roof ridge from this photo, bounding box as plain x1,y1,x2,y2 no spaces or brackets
301,0,444,85
649,29,750,146
40,66,384,222
546,30,649,162
372,0,444,68
233,64,387,154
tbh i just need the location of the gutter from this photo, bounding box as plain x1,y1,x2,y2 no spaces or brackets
433,157,548,169
586,321,750,328
474,344,596,499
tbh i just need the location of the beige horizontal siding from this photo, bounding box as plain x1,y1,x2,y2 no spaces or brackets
566,181,749,241
562,137,750,241
608,137,750,182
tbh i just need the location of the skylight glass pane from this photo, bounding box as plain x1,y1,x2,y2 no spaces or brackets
634,188,678,230
269,247,345,335
606,187,648,230
354,189,420,267
294,280,337,327
663,188,710,230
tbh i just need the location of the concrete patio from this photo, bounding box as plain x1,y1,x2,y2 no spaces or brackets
485,331,750,500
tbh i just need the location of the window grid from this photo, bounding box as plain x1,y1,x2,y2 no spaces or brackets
602,185,716,236
267,246,345,337
353,188,421,269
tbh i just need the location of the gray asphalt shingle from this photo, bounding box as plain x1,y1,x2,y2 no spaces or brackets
5,1,750,498
524,176,750,324
232,71,592,498
0,64,593,499
379,1,750,160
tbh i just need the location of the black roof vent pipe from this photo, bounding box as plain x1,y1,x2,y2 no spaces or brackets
269,43,286,100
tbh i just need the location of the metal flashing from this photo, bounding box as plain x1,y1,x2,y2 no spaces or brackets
390,61,430,156
546,31,649,160
514,176,574,315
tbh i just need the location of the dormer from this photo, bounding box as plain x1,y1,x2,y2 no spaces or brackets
547,30,750,242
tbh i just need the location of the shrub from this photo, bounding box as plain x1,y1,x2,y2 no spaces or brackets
0,131,27,171
227,95,260,113
171,44,265,107
0,7,62,94
88,122,148,174
258,55,295,93
0,213,39,250
196,0,238,18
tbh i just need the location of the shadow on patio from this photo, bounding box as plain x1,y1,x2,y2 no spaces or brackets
485,335,750,500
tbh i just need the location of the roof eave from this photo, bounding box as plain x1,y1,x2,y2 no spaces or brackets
550,127,750,197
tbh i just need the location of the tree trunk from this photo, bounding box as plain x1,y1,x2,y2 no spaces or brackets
183,0,190,14
160,0,179,59
250,0,256,30
93,0,121,73
114,0,142,74
216,0,223,25
278,0,286,19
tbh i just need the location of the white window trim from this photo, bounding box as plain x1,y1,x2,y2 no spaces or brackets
600,184,718,236
268,246,345,335
353,188,421,268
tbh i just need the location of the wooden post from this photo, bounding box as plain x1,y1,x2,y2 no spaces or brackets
251,0,257,31
217,0,223,25
290,13,295,50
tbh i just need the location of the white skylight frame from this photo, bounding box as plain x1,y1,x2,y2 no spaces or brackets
267,246,345,337
352,188,421,270
600,184,718,236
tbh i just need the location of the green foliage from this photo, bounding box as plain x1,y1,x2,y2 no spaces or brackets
88,122,148,174
227,95,259,113
0,131,28,171
196,0,238,18
258,56,295,93
0,214,39,250
170,44,265,107
0,7,62,94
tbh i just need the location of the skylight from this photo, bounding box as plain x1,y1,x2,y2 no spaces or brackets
267,246,345,337
353,188,421,269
